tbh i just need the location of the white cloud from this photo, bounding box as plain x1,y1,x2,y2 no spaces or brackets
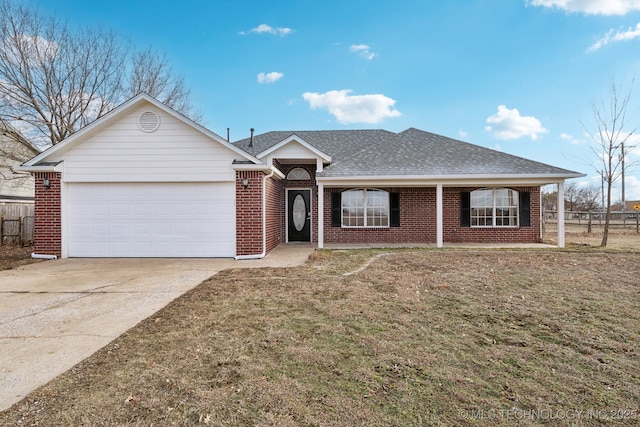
240,24,293,36
458,129,469,138
257,72,284,84
2,34,58,65
623,175,640,200
302,90,401,124
528,0,640,15
349,44,376,60
559,132,581,144
485,105,548,140
587,22,640,52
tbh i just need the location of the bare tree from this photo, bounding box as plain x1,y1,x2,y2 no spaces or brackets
0,1,127,147
564,182,579,211
541,184,601,212
128,47,201,122
0,1,199,150
577,186,600,212
541,185,557,211
585,76,637,246
0,118,37,186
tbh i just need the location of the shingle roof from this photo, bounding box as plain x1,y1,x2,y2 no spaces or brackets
233,128,582,178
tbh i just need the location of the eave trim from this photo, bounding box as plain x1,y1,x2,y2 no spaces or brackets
232,164,285,179
316,172,585,187
257,134,332,162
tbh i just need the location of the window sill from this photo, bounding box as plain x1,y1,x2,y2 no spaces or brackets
470,226,520,229
341,226,391,229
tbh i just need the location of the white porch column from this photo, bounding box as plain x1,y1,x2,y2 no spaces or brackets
557,180,565,248
436,184,443,248
317,182,324,248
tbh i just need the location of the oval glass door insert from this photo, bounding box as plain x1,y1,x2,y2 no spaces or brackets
292,194,306,231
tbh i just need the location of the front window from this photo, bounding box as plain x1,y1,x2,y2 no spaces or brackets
342,189,389,227
471,188,518,227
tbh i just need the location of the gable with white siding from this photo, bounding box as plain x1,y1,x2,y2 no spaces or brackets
47,104,239,183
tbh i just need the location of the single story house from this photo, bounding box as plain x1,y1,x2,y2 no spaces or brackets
18,94,583,259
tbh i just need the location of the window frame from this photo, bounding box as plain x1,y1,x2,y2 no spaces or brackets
341,189,390,228
470,188,519,228
286,167,311,180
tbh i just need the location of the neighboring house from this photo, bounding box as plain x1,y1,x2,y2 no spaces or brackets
0,121,38,204
18,94,583,259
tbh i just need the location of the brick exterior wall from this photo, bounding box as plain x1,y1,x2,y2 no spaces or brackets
443,186,541,243
265,175,283,253
323,186,541,245
235,171,264,256
324,187,437,244
33,172,62,257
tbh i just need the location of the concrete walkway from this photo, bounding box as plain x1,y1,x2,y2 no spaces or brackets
0,244,315,412
323,242,556,249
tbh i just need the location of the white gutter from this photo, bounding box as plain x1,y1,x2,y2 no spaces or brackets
31,253,58,260
317,172,585,181
235,169,276,260
15,164,64,173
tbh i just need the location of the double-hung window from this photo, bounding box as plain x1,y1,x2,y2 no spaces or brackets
341,189,389,227
470,188,519,227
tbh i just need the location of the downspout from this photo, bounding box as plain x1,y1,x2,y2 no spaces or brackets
235,169,275,260
31,253,58,260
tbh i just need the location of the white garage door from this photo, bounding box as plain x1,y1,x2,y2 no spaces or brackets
67,182,236,257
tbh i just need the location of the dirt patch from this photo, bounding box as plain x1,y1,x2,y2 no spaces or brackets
1,248,639,426
0,245,40,271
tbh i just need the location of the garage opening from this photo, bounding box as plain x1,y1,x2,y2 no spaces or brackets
66,182,235,257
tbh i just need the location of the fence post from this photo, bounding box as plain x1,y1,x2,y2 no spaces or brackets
0,216,3,246
637,211,639,234
588,211,592,234
18,216,23,246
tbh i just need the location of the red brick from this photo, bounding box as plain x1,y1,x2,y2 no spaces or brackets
33,172,62,257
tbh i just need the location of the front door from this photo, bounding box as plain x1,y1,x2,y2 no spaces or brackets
287,189,311,242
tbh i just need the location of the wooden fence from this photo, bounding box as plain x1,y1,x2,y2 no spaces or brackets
544,210,640,233
0,204,34,245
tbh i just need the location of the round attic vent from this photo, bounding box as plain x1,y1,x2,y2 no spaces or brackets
138,111,160,132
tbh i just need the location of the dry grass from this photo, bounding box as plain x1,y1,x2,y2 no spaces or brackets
544,225,640,251
1,246,639,426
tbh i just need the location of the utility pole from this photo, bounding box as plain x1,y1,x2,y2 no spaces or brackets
621,142,625,210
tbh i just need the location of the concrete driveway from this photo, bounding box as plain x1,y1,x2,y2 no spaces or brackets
0,244,314,412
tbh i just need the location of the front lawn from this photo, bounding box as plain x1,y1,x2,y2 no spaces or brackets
2,248,639,426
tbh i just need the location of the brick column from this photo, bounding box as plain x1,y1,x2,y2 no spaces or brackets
33,172,62,257
235,171,264,256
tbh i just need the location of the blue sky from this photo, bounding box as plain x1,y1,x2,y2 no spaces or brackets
27,0,640,201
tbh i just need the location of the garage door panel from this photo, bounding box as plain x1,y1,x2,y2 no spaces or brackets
67,183,236,257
